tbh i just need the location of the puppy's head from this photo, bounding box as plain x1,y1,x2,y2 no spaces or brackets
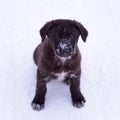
40,19,88,57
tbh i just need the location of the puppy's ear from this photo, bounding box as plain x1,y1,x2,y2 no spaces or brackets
73,20,88,42
40,21,54,42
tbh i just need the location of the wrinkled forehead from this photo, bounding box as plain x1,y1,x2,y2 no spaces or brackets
52,23,75,33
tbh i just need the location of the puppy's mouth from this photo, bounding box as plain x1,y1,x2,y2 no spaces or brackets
56,48,74,58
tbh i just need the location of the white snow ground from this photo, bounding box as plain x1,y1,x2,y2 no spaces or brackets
0,0,120,120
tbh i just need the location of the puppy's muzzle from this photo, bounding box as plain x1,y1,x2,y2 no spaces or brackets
56,39,73,57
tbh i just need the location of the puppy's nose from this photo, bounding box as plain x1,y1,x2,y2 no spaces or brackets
63,47,71,54
61,47,72,57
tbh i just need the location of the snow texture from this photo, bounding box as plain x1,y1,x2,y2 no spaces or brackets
59,42,69,49
0,0,120,120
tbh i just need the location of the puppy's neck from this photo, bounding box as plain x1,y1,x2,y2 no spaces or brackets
56,55,72,63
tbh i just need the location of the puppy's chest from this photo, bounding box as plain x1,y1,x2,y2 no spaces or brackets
52,71,68,81
54,58,72,72
48,61,71,81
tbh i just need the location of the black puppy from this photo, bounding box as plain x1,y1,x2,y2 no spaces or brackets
32,19,88,111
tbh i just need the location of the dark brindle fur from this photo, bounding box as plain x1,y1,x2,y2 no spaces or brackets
31,19,88,111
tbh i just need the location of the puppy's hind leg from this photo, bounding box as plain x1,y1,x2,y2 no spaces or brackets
33,47,38,65
33,44,42,66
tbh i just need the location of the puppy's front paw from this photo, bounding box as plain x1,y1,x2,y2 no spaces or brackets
31,97,45,111
72,95,86,108
31,102,44,111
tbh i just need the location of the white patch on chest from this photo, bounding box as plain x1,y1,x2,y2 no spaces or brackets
57,56,72,63
55,71,68,81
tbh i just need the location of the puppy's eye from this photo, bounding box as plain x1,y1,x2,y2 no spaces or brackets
70,34,74,38
52,34,59,39
51,33,56,36
71,33,78,38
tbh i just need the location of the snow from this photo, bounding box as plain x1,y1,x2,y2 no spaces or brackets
0,0,120,120
59,42,69,49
